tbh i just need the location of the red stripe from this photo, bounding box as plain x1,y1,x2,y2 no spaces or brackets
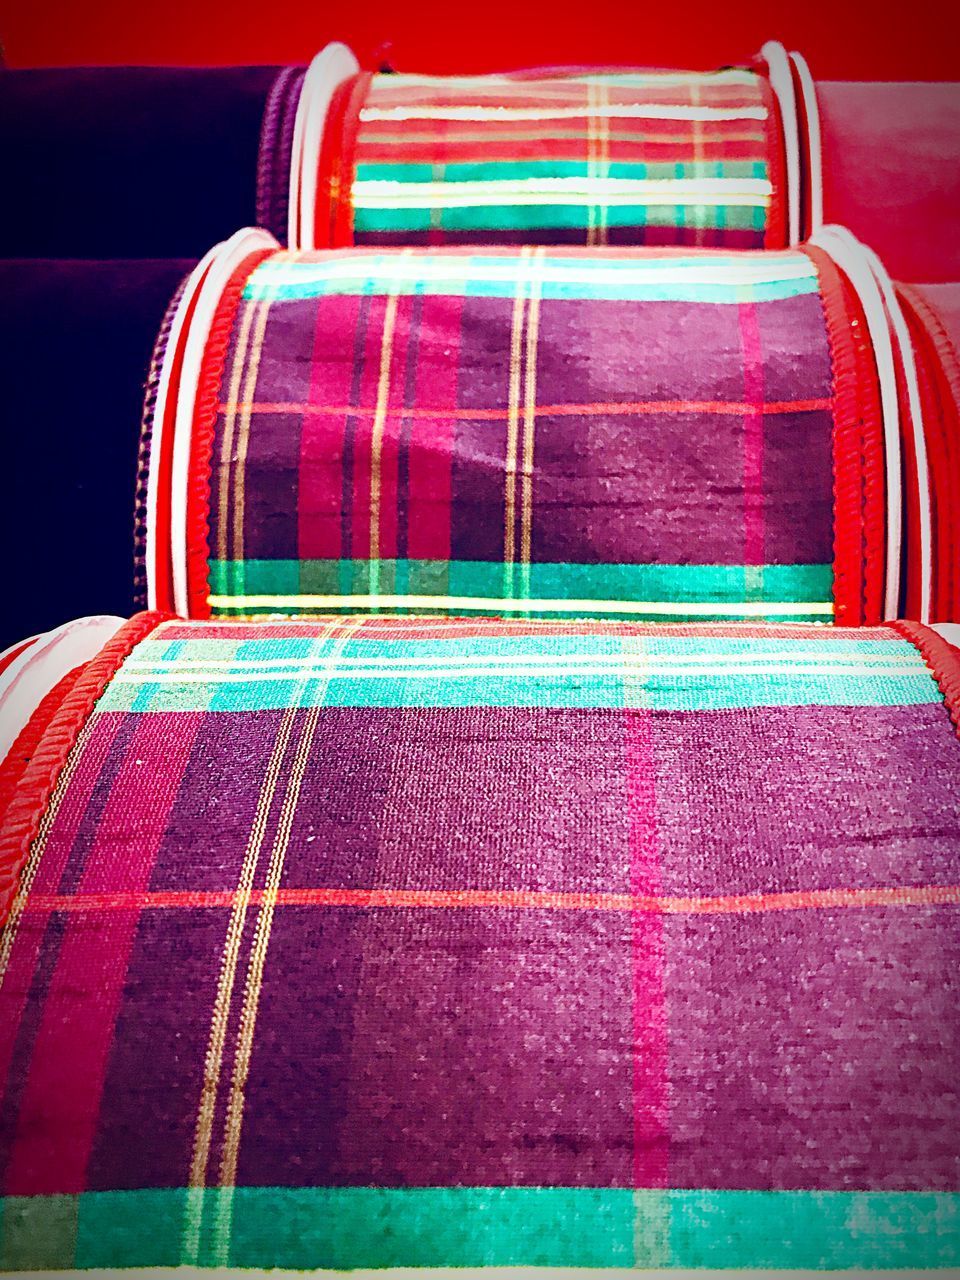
22,883,960,916
221,398,833,419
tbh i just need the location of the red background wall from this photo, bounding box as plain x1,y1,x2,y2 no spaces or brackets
4,0,960,79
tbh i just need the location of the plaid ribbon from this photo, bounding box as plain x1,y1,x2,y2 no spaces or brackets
323,68,785,249
195,246,846,623
1,615,958,1270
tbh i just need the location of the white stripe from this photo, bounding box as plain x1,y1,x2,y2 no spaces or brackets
257,258,815,290
352,178,772,210
113,662,930,686
206,593,833,616
125,651,921,672
360,105,769,123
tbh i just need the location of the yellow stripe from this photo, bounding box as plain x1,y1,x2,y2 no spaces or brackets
0,716,97,990
211,621,361,1263
182,707,297,1263
519,249,544,592
503,247,531,593
216,301,258,565
206,593,835,617
230,299,272,570
368,254,410,593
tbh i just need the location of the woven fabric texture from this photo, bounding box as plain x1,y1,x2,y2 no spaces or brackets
1,615,958,1270
192,245,865,624
321,67,785,249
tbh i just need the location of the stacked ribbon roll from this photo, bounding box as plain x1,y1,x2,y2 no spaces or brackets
138,228,958,628
1,35,959,1279
0,612,958,1269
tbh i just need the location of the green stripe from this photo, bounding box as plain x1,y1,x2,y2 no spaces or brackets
209,559,834,621
354,160,768,183
243,255,815,304
352,202,767,236
3,1188,957,1270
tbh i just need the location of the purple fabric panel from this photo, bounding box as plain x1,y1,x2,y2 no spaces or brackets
282,707,633,894
148,710,293,892
86,911,229,1190
238,907,634,1187
666,905,960,1190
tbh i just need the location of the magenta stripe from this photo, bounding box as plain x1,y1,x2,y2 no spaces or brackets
624,708,669,1188
738,298,765,568
0,714,126,1105
3,712,203,1195
407,293,464,561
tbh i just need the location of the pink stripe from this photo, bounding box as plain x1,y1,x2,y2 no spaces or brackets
298,293,364,560
624,708,668,1188
738,300,765,566
374,293,415,562
4,712,202,1195
0,714,125,1115
407,293,463,560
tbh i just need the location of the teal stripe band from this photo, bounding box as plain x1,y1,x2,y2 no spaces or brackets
3,1188,958,1270
354,160,769,183
208,559,834,613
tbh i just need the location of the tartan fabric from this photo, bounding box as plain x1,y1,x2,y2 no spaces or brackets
331,69,785,249
198,246,844,623
1,615,959,1271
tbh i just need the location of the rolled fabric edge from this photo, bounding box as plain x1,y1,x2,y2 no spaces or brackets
0,612,168,930
896,283,960,621
134,270,193,611
891,619,960,738
256,66,306,242
182,240,278,619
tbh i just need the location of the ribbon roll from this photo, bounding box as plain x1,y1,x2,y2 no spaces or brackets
290,43,795,251
0,613,958,1269
142,230,911,627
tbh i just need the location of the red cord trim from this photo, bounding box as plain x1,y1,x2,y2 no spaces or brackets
0,638,38,680
149,261,213,612
0,666,84,822
891,620,960,741
184,248,276,619
802,244,863,627
314,72,360,248
759,70,788,250
333,72,374,247
898,284,960,618
0,612,168,928
831,256,887,623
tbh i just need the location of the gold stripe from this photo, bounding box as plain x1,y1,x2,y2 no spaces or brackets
211,621,361,1263
519,248,544,591
208,592,834,617
229,299,272,574
0,716,98,990
503,246,530,592
368,252,410,594
216,301,258,566
182,706,297,1263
